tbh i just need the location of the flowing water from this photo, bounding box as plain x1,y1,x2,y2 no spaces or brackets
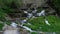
45,19,51,26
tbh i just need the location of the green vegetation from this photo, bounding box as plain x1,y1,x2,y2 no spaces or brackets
0,0,60,33
51,0,60,11
24,16,60,32
51,0,60,15
6,20,11,25
0,23,4,31
37,7,45,13
31,32,37,34
0,9,7,22
0,0,23,21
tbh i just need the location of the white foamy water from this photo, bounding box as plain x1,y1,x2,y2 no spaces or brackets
32,9,37,13
37,10,45,16
24,11,28,13
27,13,33,18
21,19,27,23
22,26,33,32
11,22,18,28
45,19,50,26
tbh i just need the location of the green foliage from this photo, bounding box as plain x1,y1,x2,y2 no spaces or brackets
0,0,24,26
0,23,4,31
0,0,15,22
24,16,45,30
0,9,7,21
0,0,23,13
37,7,44,13
51,0,60,11
6,20,11,25
15,0,23,7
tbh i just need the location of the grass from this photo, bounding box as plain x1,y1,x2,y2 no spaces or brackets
23,15,60,32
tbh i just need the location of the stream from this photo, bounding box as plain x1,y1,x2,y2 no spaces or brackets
20,9,51,32
4,9,52,34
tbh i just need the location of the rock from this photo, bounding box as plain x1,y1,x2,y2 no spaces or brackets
3,30,19,34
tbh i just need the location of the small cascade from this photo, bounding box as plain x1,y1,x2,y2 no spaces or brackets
22,26,33,32
27,13,33,18
32,9,37,13
11,22,18,28
24,11,28,13
21,19,27,26
37,10,45,16
45,19,50,26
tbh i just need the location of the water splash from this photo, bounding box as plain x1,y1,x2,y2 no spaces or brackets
24,11,28,13
27,13,33,18
45,19,50,26
21,19,27,25
22,26,33,32
37,10,45,16
11,22,18,28
32,9,37,13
